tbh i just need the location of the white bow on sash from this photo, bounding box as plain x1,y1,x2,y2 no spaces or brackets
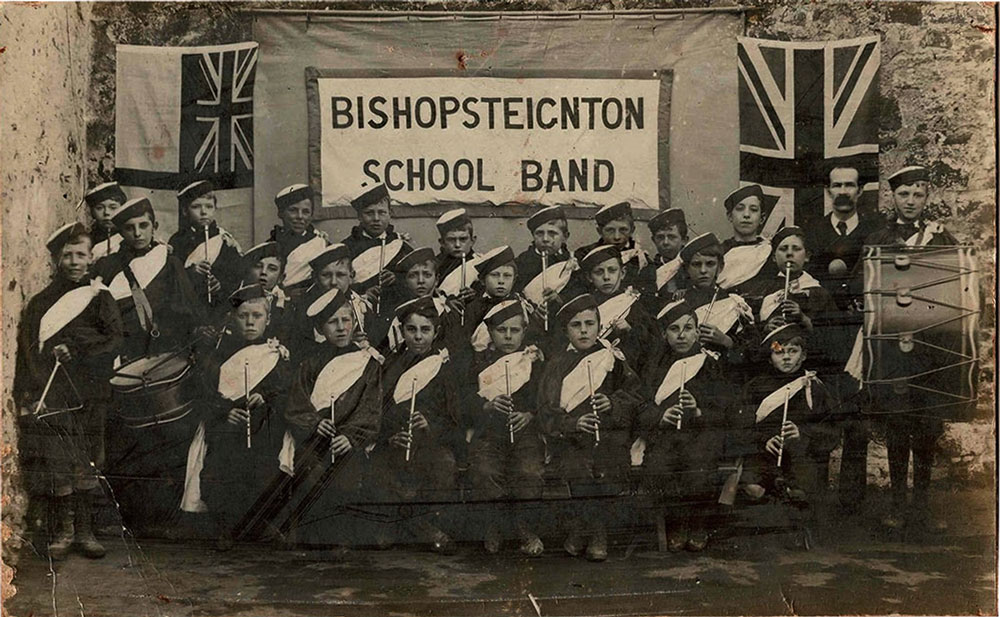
107,244,169,301
91,233,122,259
717,241,771,289
38,278,109,350
904,221,944,247
217,340,287,401
393,349,449,404
181,420,208,513
654,352,708,405
559,343,618,412
655,257,683,292
695,293,752,334
845,327,864,388
759,272,822,322
754,371,817,424
283,235,328,288
184,232,224,268
353,239,405,285
522,258,575,307
620,244,649,270
437,253,484,297
309,349,375,411
598,288,641,335
477,346,541,401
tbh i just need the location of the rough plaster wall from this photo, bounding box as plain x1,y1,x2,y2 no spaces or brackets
1,0,95,590
744,0,997,490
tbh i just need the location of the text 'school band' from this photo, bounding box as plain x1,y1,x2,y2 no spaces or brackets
15,165,964,561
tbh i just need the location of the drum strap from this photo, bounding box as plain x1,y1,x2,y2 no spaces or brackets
122,265,158,336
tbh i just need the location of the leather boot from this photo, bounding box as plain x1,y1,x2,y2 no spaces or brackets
74,493,106,558
47,497,75,560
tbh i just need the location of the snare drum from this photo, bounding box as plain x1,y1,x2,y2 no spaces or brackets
110,351,197,428
862,245,980,419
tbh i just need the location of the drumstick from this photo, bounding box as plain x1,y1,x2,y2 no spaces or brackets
376,236,385,315
244,360,251,449
405,378,417,463
541,252,549,332
504,360,514,445
204,225,212,304
34,359,62,416
586,360,600,444
677,362,686,431
776,388,790,467
460,254,467,326
330,395,336,464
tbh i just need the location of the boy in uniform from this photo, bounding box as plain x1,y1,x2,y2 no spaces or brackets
380,247,459,353
674,233,756,369
571,201,649,295
341,184,409,257
93,197,207,531
717,185,777,301
466,300,546,556
865,165,958,532
637,300,735,552
268,184,329,299
168,180,243,318
579,244,663,379
434,208,481,319
741,324,839,544
14,223,124,559
84,181,127,260
277,288,384,544
515,206,574,326
193,285,291,544
538,294,643,562
371,297,462,553
638,208,688,313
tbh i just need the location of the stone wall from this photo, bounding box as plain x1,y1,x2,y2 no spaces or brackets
1,0,96,588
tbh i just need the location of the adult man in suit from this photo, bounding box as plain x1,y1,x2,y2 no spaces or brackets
804,165,884,516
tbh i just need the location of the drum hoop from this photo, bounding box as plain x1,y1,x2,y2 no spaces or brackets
121,403,194,429
111,361,192,392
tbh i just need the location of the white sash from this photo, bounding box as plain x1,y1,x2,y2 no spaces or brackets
38,279,108,350
759,272,822,321
180,420,208,513
655,257,683,292
437,253,484,297
754,372,815,424
392,349,449,404
217,341,285,401
598,289,640,331
309,349,374,411
559,346,616,412
654,353,707,405
717,241,771,289
904,221,944,247
694,294,750,334
107,244,169,301
91,233,122,259
522,259,574,307
184,232,224,268
283,235,328,288
477,347,539,401
845,327,864,386
353,239,405,285
620,245,649,270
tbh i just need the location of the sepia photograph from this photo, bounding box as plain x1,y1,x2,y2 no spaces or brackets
0,1,996,615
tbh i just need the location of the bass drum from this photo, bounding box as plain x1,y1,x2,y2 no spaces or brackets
110,351,197,428
862,245,980,420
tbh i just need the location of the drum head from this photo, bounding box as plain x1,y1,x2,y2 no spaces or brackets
110,352,191,390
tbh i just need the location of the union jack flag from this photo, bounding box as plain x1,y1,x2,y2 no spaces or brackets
737,36,880,234
115,42,257,191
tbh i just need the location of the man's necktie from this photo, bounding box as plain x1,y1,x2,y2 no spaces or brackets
837,221,848,237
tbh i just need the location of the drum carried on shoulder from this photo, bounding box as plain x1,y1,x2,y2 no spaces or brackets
862,245,980,420
110,350,197,428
